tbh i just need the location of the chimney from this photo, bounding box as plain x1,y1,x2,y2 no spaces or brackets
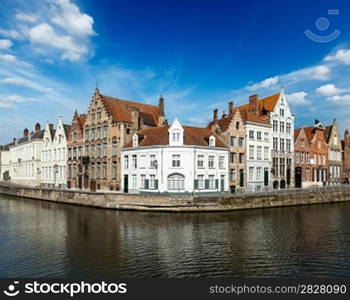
213,109,218,121
13,138,16,144
131,106,140,130
228,101,234,115
35,122,41,132
159,95,165,116
23,128,29,137
249,94,259,115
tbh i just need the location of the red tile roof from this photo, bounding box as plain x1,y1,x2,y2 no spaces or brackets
125,125,226,148
294,128,302,142
100,94,160,125
236,93,280,113
77,115,86,128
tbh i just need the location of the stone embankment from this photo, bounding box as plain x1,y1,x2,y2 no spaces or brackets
0,182,350,212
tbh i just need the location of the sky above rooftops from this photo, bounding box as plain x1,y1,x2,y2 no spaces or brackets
0,0,350,143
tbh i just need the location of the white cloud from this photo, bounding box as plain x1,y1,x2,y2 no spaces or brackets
0,77,53,93
0,28,23,40
248,76,279,91
0,94,35,108
287,91,310,105
325,49,350,65
327,94,350,105
15,12,38,23
51,0,95,37
316,84,345,96
0,54,32,67
311,65,330,80
28,23,88,61
0,39,13,49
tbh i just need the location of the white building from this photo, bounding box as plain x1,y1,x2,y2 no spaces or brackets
41,117,70,188
8,123,44,187
240,109,272,192
121,119,229,194
0,145,11,181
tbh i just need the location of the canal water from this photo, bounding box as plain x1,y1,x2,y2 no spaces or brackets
0,195,350,278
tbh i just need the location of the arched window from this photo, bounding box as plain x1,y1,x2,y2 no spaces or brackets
236,121,240,130
167,173,185,190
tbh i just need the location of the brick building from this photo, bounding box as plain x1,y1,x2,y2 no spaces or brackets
83,88,166,191
67,111,86,189
342,129,350,183
295,121,328,187
208,101,246,193
294,128,312,188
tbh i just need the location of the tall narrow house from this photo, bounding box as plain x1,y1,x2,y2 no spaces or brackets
208,102,246,193
342,130,350,183
82,88,166,191
324,119,342,185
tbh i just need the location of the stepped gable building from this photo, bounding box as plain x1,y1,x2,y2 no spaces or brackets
296,120,328,186
208,102,246,193
67,110,86,189
0,145,10,181
323,119,342,185
83,88,166,191
8,123,44,186
236,88,295,189
41,117,70,188
342,130,350,183
294,127,312,188
121,118,229,194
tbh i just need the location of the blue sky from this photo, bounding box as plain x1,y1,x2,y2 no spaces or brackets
1,0,350,143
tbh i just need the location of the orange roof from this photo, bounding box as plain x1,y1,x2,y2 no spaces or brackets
100,94,160,125
236,93,280,113
239,109,269,125
77,115,86,128
125,125,226,148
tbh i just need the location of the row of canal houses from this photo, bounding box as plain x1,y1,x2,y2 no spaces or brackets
1,87,350,194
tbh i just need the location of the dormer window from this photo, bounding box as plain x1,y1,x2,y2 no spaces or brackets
168,118,184,146
133,133,138,147
172,131,180,142
209,135,215,147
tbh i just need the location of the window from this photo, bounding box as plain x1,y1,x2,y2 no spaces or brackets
124,155,129,169
103,126,108,138
264,146,269,160
256,167,262,181
209,175,215,189
97,111,101,120
85,129,89,141
257,146,262,160
139,155,146,168
239,137,244,147
249,145,254,159
209,136,215,146
280,121,285,133
273,138,278,150
140,174,145,188
239,153,244,164
96,163,101,179
112,142,117,156
112,162,117,179
249,167,254,181
280,138,285,151
230,169,236,181
264,132,269,141
150,154,157,168
280,109,284,116
132,155,137,169
219,156,225,169
132,174,137,189
230,136,236,146
96,144,101,157
197,155,204,168
249,130,254,139
286,139,291,152
208,156,214,168
150,175,156,189
172,132,180,142
257,131,262,140
230,152,236,163
236,122,240,130
198,175,204,189
168,173,184,190
273,120,278,132
103,143,107,156
286,122,291,134
306,168,309,181
172,154,181,167
103,163,107,179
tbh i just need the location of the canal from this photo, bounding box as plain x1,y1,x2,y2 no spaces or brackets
0,195,350,278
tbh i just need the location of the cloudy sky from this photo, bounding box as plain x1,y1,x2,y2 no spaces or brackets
0,0,350,143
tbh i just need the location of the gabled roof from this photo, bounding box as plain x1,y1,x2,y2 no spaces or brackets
236,93,280,114
239,109,270,125
63,124,71,137
323,125,332,143
294,128,302,142
99,94,160,126
125,125,226,148
77,115,86,128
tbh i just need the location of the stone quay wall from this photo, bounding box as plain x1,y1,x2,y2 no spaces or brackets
0,182,350,212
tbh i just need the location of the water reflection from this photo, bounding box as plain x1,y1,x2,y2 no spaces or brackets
0,195,350,278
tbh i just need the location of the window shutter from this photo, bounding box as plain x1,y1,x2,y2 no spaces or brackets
145,179,149,189
194,179,198,189
205,179,209,189
155,180,159,190
215,179,219,189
